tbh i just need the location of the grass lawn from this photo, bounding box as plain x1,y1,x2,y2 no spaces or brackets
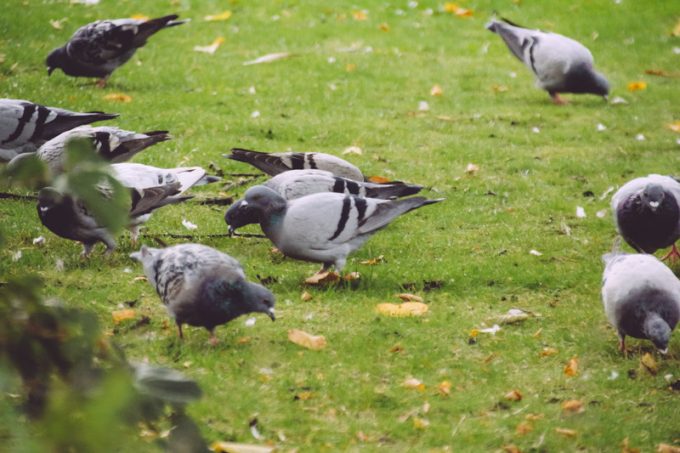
1,0,680,451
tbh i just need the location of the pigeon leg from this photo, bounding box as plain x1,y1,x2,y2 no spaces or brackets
618,334,627,357
176,322,184,340
129,226,141,247
550,92,568,105
95,77,108,89
81,243,96,259
661,244,680,263
208,330,219,347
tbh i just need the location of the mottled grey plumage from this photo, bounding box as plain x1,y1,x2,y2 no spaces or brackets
602,252,680,353
486,18,609,103
242,185,443,271
226,148,364,181
130,244,275,343
11,125,170,175
611,174,680,256
46,14,188,86
225,169,423,233
0,98,117,161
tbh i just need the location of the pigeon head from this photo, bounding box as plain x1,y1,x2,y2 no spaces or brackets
46,47,67,76
242,185,287,217
566,64,610,98
641,184,666,212
592,71,610,99
130,245,162,277
37,187,66,212
246,282,276,321
225,199,261,234
643,315,671,354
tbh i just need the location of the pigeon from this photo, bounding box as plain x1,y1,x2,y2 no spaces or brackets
226,148,364,181
46,14,188,87
225,169,423,233
10,126,170,175
37,163,216,255
611,174,680,261
241,185,443,271
0,99,117,161
486,18,609,104
130,243,275,344
602,252,680,354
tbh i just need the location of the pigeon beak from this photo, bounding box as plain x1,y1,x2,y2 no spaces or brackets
240,200,249,207
267,307,276,321
47,66,55,76
649,201,660,210
658,347,668,355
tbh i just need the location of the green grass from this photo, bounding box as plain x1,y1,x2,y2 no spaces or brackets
2,0,680,451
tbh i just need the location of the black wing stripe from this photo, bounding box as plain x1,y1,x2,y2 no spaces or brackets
528,37,538,75
354,197,368,226
329,196,351,241
2,103,36,145
307,153,318,169
31,106,52,141
290,153,305,170
346,180,360,195
332,177,345,193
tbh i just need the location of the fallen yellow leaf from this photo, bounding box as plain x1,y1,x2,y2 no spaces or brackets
204,11,232,22
111,309,136,324
657,443,680,453
352,10,368,21
561,399,584,414
130,14,150,21
304,271,340,285
194,37,225,55
525,413,543,421
627,81,647,92
622,437,641,453
492,84,508,93
368,175,390,183
540,347,558,357
403,377,426,391
103,93,132,103
564,357,579,377
396,293,423,303
376,302,428,317
667,120,680,133
300,291,313,301
503,445,521,453
288,329,326,350
210,441,275,453
444,3,473,17
237,336,251,345
360,255,384,265
430,84,443,96
672,18,680,36
295,391,314,400
345,63,357,72
49,19,64,30
438,380,452,396
379,22,390,32
640,352,658,375
555,428,578,438
413,417,430,429
516,421,533,435
504,389,522,401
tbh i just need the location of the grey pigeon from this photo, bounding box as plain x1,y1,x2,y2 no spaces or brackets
225,169,423,233
37,163,215,255
602,252,680,353
486,18,609,104
611,174,680,261
10,125,170,175
46,14,188,87
130,243,275,344
226,148,364,181
241,185,443,271
0,99,117,161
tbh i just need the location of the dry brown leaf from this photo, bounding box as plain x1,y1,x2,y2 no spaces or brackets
465,163,479,175
356,431,369,442
288,329,326,350
237,336,251,345
438,380,452,396
622,437,641,453
525,413,543,421
504,389,522,401
540,347,558,357
503,445,522,453
376,302,428,317
194,37,225,55
295,391,314,400
389,343,404,353
300,291,313,301
430,84,443,96
133,275,147,282
378,22,390,32
657,443,680,453
667,121,680,133
555,428,578,438
561,399,584,414
304,271,340,285
210,441,274,453
492,84,508,93
270,247,282,256
343,272,360,282
564,357,579,377
360,255,384,265
640,352,658,375
516,422,533,435
368,175,390,183
627,81,647,92
112,309,136,324
204,11,232,22
103,93,132,103
397,293,423,303
645,69,680,78
403,377,426,392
